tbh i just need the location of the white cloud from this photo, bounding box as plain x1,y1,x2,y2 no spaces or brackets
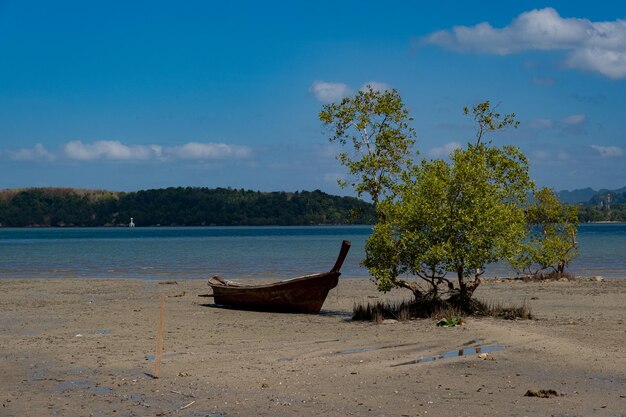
64,140,161,161
529,114,586,132
422,8,626,79
428,142,462,158
562,114,586,125
9,143,55,161
64,140,251,161
309,81,352,103
167,142,251,159
360,81,392,93
530,118,554,129
565,30,626,79
591,145,624,158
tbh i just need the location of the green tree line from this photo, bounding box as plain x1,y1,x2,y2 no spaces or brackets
577,204,626,222
0,187,375,227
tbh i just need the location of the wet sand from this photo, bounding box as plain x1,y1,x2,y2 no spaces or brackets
0,278,625,416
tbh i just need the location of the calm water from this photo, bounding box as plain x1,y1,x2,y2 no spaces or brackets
0,224,624,280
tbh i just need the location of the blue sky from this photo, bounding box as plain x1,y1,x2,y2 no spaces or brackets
1,1,625,194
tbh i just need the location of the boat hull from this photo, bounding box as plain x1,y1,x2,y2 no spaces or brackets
207,240,350,314
208,272,340,314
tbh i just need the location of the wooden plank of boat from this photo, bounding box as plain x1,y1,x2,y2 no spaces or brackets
207,240,351,314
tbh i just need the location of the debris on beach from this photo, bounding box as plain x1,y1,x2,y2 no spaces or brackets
436,316,464,327
524,389,559,398
168,291,186,298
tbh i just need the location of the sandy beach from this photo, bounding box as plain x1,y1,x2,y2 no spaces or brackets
1,277,624,417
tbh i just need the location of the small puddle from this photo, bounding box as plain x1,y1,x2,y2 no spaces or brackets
392,344,506,367
87,329,111,335
94,386,113,394
57,379,90,391
28,369,46,380
75,330,112,336
589,375,626,384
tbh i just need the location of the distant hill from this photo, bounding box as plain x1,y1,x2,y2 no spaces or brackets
588,187,626,206
557,188,598,204
558,186,626,205
0,187,375,227
561,186,626,222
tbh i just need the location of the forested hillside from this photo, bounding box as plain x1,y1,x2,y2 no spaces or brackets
558,186,626,204
0,187,375,227
578,204,626,222
2,186,623,226
567,187,626,222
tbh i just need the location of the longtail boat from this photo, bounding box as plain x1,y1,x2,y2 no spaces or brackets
206,240,351,314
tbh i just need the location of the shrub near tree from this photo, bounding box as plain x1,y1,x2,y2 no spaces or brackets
509,187,579,278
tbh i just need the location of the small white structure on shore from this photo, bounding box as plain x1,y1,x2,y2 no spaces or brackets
129,217,135,228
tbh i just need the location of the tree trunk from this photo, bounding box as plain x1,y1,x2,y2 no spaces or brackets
449,267,481,312
388,276,425,300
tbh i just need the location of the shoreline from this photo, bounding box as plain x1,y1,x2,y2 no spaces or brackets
1,277,624,416
2,271,625,281
2,220,626,227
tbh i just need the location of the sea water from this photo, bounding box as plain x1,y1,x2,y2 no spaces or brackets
0,224,624,279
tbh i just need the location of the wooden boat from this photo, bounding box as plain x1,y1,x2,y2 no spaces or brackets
207,240,351,314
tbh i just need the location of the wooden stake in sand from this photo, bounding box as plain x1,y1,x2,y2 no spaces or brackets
154,295,165,378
